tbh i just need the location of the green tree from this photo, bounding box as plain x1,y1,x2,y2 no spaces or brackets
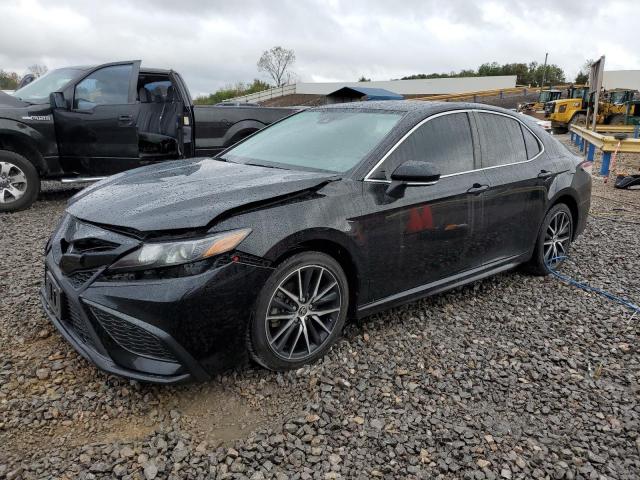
575,59,593,84
0,70,19,90
402,61,567,86
358,76,371,82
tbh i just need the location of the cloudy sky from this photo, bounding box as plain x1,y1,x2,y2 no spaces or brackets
1,0,638,96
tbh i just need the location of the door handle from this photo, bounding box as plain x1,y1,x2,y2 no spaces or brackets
118,114,133,125
466,183,489,194
537,170,554,179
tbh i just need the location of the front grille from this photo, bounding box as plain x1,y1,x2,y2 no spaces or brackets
89,307,177,362
66,269,99,289
62,296,95,348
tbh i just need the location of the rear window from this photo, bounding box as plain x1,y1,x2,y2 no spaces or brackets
476,113,527,167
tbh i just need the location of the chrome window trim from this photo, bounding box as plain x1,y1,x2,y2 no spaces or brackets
363,108,545,183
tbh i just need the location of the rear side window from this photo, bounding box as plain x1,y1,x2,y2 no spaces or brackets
475,113,527,167
521,125,541,159
376,112,475,178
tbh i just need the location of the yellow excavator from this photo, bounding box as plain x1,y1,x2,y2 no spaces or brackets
517,89,562,114
545,86,637,133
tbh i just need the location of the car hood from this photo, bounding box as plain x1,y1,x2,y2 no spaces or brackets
67,158,337,232
0,90,30,109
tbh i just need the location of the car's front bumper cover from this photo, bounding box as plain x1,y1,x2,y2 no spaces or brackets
42,249,272,384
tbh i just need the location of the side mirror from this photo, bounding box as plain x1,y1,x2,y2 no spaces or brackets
49,91,66,110
386,160,440,198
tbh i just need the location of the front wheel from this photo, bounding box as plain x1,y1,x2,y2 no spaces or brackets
0,150,40,212
526,203,573,276
247,252,349,371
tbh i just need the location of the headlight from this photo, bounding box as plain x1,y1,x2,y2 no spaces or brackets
110,228,251,271
559,105,567,113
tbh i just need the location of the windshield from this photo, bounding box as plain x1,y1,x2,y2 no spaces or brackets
222,110,403,173
13,68,84,103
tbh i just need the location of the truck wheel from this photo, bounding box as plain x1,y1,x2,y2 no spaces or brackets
0,150,40,212
607,114,625,125
569,113,587,128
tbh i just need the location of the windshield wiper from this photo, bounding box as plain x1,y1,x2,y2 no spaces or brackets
244,162,289,170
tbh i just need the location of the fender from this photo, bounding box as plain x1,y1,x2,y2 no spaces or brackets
263,227,367,301
221,119,266,147
0,118,54,173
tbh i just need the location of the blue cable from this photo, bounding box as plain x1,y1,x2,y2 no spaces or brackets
547,256,640,314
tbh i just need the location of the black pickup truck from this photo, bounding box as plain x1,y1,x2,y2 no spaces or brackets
0,60,297,211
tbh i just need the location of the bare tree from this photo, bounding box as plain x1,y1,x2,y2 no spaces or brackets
27,64,48,78
257,46,295,87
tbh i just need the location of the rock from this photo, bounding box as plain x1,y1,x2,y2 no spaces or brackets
35,368,50,380
477,459,490,469
144,462,158,480
370,419,384,430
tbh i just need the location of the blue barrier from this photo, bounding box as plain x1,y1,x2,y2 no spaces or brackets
587,143,595,161
600,152,611,175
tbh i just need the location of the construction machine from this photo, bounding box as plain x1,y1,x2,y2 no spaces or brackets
544,85,589,133
545,86,637,133
517,89,562,114
622,99,640,126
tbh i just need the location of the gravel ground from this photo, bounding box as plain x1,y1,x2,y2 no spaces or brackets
1,138,639,479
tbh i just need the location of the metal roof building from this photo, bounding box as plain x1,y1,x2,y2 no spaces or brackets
326,86,404,103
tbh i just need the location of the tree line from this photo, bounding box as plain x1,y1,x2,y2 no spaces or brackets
400,61,572,86
0,64,48,90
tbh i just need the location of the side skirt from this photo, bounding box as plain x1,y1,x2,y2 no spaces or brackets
356,254,528,319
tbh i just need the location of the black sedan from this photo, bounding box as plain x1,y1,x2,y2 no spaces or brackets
41,101,592,383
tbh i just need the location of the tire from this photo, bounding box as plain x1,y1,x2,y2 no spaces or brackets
247,251,349,371
607,114,625,125
569,113,587,128
0,150,40,212
526,203,573,276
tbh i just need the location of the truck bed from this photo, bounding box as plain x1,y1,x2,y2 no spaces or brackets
193,105,298,156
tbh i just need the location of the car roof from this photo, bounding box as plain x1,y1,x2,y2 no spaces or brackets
311,100,519,122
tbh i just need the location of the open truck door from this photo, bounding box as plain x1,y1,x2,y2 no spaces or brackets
168,70,195,158
51,60,142,176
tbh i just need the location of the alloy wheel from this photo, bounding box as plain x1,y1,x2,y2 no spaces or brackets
544,211,571,267
265,265,342,361
0,161,28,204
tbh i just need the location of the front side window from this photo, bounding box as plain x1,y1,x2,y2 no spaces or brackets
223,110,403,173
373,112,475,178
475,113,527,168
74,65,132,110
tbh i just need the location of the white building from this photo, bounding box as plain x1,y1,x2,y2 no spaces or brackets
294,76,517,96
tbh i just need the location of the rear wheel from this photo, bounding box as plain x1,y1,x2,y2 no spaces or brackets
247,252,349,371
0,150,40,212
526,203,573,275
607,114,626,125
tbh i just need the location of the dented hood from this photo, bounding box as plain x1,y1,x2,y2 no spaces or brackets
67,158,336,232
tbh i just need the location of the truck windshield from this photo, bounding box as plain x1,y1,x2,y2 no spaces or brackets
13,68,84,103
222,110,403,173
